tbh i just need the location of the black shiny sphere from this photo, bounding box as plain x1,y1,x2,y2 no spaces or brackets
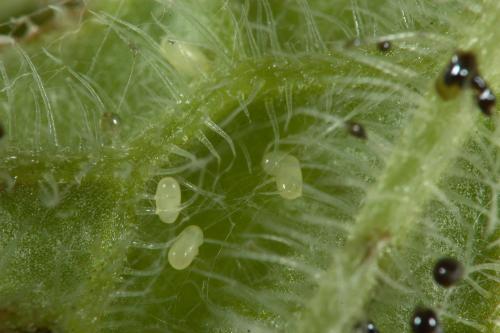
347,121,367,139
433,257,464,287
377,40,391,52
443,51,477,87
411,308,440,333
477,88,496,116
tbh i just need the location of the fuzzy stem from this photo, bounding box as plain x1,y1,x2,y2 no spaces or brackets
297,91,477,333
297,2,500,330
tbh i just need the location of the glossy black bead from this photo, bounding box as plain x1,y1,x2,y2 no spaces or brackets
443,51,477,87
377,40,391,52
411,308,440,333
433,257,463,287
436,51,480,100
469,75,496,116
476,88,496,116
347,121,367,139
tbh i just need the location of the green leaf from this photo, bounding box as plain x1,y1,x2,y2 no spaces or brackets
0,1,498,332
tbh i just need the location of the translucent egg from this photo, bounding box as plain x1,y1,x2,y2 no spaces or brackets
262,152,302,200
160,38,210,76
155,177,181,224
262,151,287,176
168,225,204,270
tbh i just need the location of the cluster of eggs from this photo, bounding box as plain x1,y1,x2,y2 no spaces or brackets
155,41,479,333
154,176,203,270
357,258,464,332
155,147,306,270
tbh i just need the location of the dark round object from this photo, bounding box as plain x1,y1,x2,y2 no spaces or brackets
411,308,440,333
469,75,496,116
377,40,391,52
347,121,367,139
443,51,477,87
433,257,464,287
436,51,479,100
476,88,496,116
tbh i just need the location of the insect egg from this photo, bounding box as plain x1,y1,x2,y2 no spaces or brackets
436,51,477,100
262,151,288,176
155,177,182,224
444,52,477,86
275,154,302,200
263,152,303,200
160,38,211,76
346,121,367,139
377,40,391,52
168,225,204,270
433,257,463,287
411,308,441,333
476,87,496,116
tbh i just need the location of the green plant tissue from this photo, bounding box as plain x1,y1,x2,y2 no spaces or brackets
0,0,498,332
